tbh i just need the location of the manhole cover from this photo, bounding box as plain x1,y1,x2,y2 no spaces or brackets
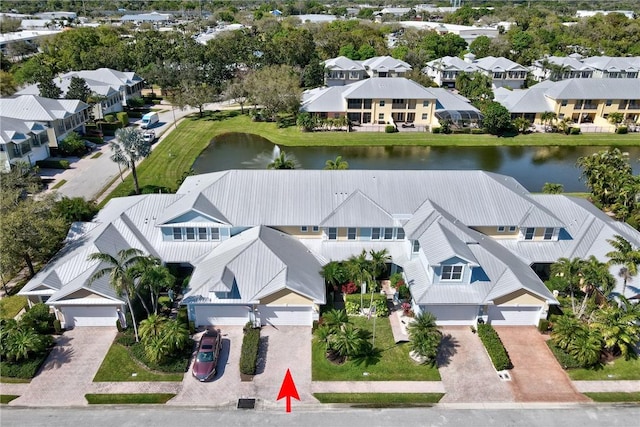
237,398,256,409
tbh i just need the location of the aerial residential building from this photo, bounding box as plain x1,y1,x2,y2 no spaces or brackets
323,56,411,86
19,170,639,328
424,54,528,89
0,117,50,172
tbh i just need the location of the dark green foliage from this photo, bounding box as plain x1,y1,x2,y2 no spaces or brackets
569,127,581,135
129,339,192,373
58,132,87,156
36,159,70,169
65,76,91,102
176,306,188,327
37,77,62,99
116,318,124,333
616,126,628,134
82,136,103,144
481,102,514,136
21,303,54,334
344,294,389,317
104,114,117,123
116,112,129,125
477,324,512,371
128,97,145,108
53,197,98,223
116,329,136,347
53,319,62,335
99,122,124,136
385,125,398,133
0,351,49,378
431,127,442,134
239,327,260,375
546,340,581,369
538,319,551,333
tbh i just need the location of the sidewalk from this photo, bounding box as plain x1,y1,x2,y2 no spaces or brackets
573,381,640,392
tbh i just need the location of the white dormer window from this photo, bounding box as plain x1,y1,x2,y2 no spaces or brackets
301,226,308,232
173,227,183,241
210,228,220,240
524,227,535,240
509,226,517,232
442,265,463,281
312,226,319,232
543,227,555,240
497,226,505,233
396,228,405,240
186,228,196,240
198,228,208,240
412,240,420,253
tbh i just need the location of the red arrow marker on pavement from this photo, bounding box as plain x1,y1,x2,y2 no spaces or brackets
277,368,300,413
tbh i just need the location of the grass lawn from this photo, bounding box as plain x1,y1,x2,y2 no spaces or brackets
312,316,440,381
313,393,444,405
0,295,27,319
0,395,19,404
50,179,67,190
101,111,635,204
568,357,640,381
93,343,184,382
0,376,30,384
85,393,175,404
584,392,640,403
91,152,103,159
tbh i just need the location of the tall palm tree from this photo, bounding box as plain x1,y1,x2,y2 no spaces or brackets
161,319,190,353
129,257,175,315
324,155,349,170
320,261,345,291
581,255,616,298
606,235,640,297
139,313,167,342
369,249,391,286
87,248,146,342
111,127,152,195
407,312,442,363
550,257,585,313
267,152,296,169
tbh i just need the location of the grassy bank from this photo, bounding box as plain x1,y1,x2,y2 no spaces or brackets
85,393,175,404
0,395,19,404
103,111,633,203
313,393,444,405
584,392,640,403
567,357,640,381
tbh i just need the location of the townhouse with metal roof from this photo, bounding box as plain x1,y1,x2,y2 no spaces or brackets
0,95,90,169
58,68,145,107
323,56,412,87
20,170,640,328
495,79,640,127
301,77,481,129
424,53,528,89
531,55,640,82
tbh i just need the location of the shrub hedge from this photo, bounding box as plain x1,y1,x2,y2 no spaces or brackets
116,112,129,125
36,159,70,169
569,127,581,135
99,122,124,136
546,340,581,369
385,125,398,133
477,324,512,371
83,136,104,144
0,352,49,378
616,126,628,134
344,294,389,317
239,326,260,375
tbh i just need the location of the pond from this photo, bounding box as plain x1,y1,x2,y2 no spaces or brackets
192,133,640,192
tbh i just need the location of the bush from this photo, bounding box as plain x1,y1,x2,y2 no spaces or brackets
239,326,260,375
99,121,124,136
345,300,360,315
569,127,581,135
385,125,398,133
616,126,628,134
36,159,70,169
546,340,581,369
116,318,124,332
116,112,129,125
0,352,49,378
116,329,136,347
83,135,103,144
344,294,389,317
477,324,512,371
452,128,471,134
53,319,62,335
176,306,188,327
538,318,551,333
431,127,441,134
21,303,55,334
471,128,486,134
58,132,87,156
128,97,145,108
104,114,117,123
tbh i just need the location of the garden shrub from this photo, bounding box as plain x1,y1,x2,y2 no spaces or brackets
471,128,486,134
0,352,49,379
58,132,87,156
569,127,581,135
616,126,628,134
239,326,260,375
21,303,55,334
345,300,360,315
538,319,550,333
83,136,103,144
385,125,398,133
116,112,129,125
431,127,441,134
345,294,389,317
477,324,512,371
127,110,144,118
53,319,62,335
99,122,124,136
116,329,136,347
176,306,188,327
129,340,192,373
128,97,145,108
546,340,581,369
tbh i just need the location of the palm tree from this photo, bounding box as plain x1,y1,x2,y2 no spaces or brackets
540,111,557,131
129,257,175,314
267,152,296,169
607,112,624,129
87,248,146,342
551,314,583,351
581,255,616,297
161,319,190,353
144,334,170,364
407,312,442,363
591,297,640,360
567,325,602,368
324,155,349,170
4,326,46,362
321,309,349,331
369,249,391,287
606,235,640,296
320,261,346,292
332,323,372,359
550,257,585,313
139,314,167,342
111,127,152,195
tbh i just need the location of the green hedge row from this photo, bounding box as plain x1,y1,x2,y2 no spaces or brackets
546,340,581,369
36,159,70,169
116,112,129,124
239,326,260,375
99,121,124,136
477,324,512,371
0,352,49,378
616,126,628,134
344,293,389,317
83,136,104,144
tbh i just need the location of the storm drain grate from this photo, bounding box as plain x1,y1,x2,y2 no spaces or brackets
497,370,512,381
237,398,256,409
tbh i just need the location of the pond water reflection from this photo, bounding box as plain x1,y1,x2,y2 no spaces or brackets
192,133,640,192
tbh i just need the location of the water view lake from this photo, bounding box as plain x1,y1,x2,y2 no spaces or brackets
192,133,640,192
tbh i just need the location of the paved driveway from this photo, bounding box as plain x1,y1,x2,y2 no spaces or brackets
494,326,589,402
437,326,514,403
169,326,313,409
10,327,117,406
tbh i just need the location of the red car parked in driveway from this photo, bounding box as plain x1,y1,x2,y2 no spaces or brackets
192,329,222,382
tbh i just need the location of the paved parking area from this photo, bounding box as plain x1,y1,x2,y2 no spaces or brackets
10,327,117,406
494,326,589,403
437,326,514,403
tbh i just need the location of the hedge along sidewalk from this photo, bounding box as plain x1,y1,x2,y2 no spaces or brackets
477,324,513,372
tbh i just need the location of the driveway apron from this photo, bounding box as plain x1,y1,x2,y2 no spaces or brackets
494,326,589,402
437,326,514,403
10,327,117,406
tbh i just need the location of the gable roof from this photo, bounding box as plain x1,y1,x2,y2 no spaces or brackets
0,95,88,121
323,56,363,71
360,56,412,72
342,77,436,99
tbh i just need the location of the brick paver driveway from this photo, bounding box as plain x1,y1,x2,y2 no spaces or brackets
437,326,514,403
10,327,117,406
494,326,589,402
169,326,313,408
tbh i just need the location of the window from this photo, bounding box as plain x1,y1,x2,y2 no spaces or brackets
186,227,195,240
198,227,208,240
328,228,337,240
508,226,517,232
210,227,220,240
442,265,463,281
372,228,381,240
423,100,430,107
412,240,420,253
173,227,183,240
312,226,319,232
347,228,357,240
396,228,405,240
561,99,567,107
421,113,428,120
497,226,505,233
301,226,308,232
543,227,554,240
379,100,385,107
378,113,384,120
392,99,405,104
384,228,394,240
524,227,535,240
606,99,612,106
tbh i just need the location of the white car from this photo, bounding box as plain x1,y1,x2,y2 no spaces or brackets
142,130,156,144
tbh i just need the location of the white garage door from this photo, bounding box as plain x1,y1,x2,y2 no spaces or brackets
195,305,249,326
258,306,313,326
62,306,119,327
487,306,541,326
421,305,479,326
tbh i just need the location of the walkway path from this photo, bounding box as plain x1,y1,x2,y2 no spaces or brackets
573,381,640,392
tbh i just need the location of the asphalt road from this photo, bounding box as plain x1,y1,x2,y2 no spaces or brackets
2,405,639,427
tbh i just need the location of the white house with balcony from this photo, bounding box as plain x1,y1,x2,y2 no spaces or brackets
531,55,640,82
323,56,412,86
425,54,528,89
0,116,50,172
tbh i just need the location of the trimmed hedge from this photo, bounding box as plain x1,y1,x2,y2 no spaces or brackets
385,125,398,133
477,324,512,371
83,136,104,144
0,352,49,378
344,293,389,317
116,112,129,125
569,127,581,135
36,159,70,169
99,121,124,136
546,340,581,370
616,126,628,134
239,326,260,375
